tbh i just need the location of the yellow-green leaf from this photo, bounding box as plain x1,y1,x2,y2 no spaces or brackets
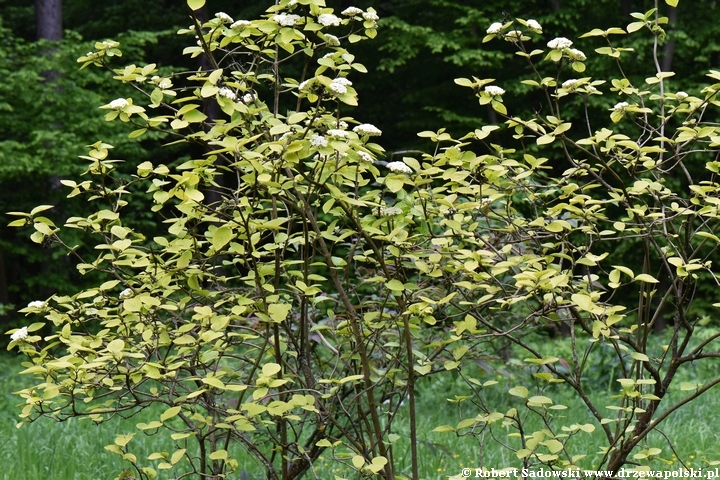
187,0,205,11
509,386,529,398
161,406,182,422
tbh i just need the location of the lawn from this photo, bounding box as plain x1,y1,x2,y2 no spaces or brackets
2,332,720,480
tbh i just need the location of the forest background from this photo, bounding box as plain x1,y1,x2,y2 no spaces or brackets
3,0,718,327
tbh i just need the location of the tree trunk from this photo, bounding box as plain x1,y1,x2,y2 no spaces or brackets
661,6,678,72
36,0,63,41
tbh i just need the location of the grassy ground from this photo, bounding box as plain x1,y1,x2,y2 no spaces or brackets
1,337,720,480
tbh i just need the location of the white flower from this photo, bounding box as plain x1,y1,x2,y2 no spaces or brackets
676,91,689,100
585,85,599,94
486,22,503,35
327,129,348,138
526,19,542,33
357,151,374,163
310,134,328,147
324,34,340,46
547,37,573,50
273,13,301,27
504,30,523,42
119,288,134,299
329,82,347,94
242,93,254,103
318,13,341,27
27,300,46,309
338,120,349,130
151,75,160,83
567,48,586,61
342,7,363,16
380,206,403,216
484,85,505,96
387,161,412,174
11,327,28,342
109,98,129,109
215,12,233,23
353,123,382,136
231,20,251,29
329,77,352,95
362,11,379,21
562,79,579,90
613,102,629,111
218,87,236,100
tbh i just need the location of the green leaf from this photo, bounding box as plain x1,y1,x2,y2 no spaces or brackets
211,226,233,251
631,352,650,362
187,0,205,10
433,425,456,433
161,406,182,422
508,386,529,398
634,273,659,283
665,0,678,6
268,303,291,322
262,363,281,377
107,339,125,353
385,279,405,292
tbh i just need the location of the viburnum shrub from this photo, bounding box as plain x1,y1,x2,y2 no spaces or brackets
9,0,720,478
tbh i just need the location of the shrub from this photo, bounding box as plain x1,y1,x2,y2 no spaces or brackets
9,0,720,478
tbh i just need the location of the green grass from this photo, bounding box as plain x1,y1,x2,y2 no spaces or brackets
2,337,720,480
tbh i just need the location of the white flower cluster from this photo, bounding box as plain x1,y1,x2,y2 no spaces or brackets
613,102,629,111
567,48,586,61
353,123,382,136
484,85,505,96
324,34,340,46
504,30,523,42
215,12,233,23
380,206,403,216
547,37,573,50
562,79,579,90
357,151,374,163
242,93,254,103
218,87,236,100
109,98,129,109
486,22,503,35
326,129,348,138
119,288,134,299
273,13,301,27
676,91,689,100
27,300,46,309
342,7,363,16
329,77,352,94
231,20,251,29
363,11,379,21
338,120,349,130
11,326,28,342
318,13,341,27
526,19,542,33
387,161,412,174
310,134,328,147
